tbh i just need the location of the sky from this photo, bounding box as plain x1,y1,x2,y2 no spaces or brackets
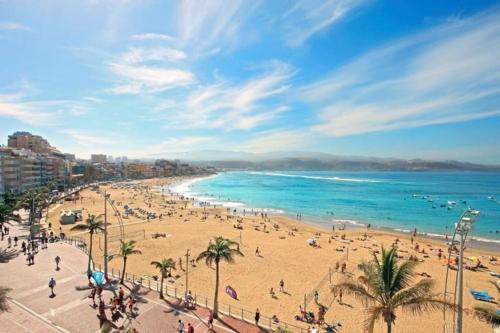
1,0,500,163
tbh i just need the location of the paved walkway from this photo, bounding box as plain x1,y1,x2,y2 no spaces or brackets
0,222,263,333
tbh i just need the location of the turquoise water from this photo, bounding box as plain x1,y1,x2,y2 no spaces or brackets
172,171,500,243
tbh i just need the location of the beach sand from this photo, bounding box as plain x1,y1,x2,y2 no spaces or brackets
45,177,499,333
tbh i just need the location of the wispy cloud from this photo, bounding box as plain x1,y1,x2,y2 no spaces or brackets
0,21,33,32
130,33,173,41
0,94,94,125
298,9,500,137
162,61,294,130
281,0,369,47
236,129,312,153
107,45,194,94
175,0,259,54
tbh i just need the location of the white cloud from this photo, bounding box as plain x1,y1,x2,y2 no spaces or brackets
131,33,173,41
0,94,94,125
109,63,194,94
0,21,33,32
108,45,194,94
281,0,369,47
236,129,311,153
297,9,500,137
175,0,259,54
121,47,186,63
162,61,294,130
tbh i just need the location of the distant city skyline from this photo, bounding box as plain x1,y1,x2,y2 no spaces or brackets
1,1,500,163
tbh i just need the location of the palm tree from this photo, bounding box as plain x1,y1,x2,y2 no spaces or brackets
197,236,243,318
16,187,49,225
150,258,176,299
110,240,142,284
473,281,500,330
70,214,104,275
0,204,19,225
334,247,454,333
0,286,11,312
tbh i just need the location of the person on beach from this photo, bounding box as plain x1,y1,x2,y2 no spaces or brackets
255,246,261,256
55,256,61,270
338,289,343,304
49,277,56,297
279,279,284,292
314,290,319,304
14,236,18,246
270,287,275,298
255,308,260,326
7,236,11,248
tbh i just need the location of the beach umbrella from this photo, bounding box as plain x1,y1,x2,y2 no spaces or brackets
92,271,104,285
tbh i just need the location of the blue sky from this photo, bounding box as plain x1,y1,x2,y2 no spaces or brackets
1,0,500,163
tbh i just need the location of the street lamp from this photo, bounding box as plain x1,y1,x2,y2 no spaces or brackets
454,208,479,333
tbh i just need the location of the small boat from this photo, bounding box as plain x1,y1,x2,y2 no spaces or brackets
412,194,418,198
448,201,456,206
487,196,494,200
432,205,436,209
440,204,447,208
461,200,467,204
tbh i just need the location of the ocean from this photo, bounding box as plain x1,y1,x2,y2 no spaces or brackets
169,171,500,244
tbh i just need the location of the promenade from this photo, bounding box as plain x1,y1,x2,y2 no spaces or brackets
0,222,263,333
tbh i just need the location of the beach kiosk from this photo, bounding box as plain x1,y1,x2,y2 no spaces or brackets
60,210,77,225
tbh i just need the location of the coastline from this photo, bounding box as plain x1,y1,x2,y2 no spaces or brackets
168,173,500,254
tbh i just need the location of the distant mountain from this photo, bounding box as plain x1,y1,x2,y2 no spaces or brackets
164,151,500,171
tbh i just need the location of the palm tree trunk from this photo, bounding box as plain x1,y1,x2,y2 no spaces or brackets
121,256,127,284
88,232,93,274
160,275,164,299
386,320,392,333
213,260,220,318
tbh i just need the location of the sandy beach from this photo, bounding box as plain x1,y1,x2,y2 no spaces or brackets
44,177,500,333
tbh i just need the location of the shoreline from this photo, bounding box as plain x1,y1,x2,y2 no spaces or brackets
167,173,500,254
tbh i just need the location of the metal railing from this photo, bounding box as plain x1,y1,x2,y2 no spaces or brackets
94,264,308,332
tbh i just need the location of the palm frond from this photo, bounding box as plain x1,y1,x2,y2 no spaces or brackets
473,304,500,325
333,281,376,305
364,305,384,333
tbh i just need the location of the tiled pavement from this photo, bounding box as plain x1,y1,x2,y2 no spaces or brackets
0,223,263,333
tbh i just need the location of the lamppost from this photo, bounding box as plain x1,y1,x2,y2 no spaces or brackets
104,191,109,282
185,249,190,303
454,208,479,333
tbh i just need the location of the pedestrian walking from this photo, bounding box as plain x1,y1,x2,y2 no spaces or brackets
314,290,319,304
49,278,56,297
187,323,194,333
208,309,214,330
177,319,185,333
279,279,284,292
55,256,61,270
255,308,260,326
338,288,343,304
14,236,18,246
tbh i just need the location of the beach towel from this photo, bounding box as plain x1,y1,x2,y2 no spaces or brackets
226,286,237,299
